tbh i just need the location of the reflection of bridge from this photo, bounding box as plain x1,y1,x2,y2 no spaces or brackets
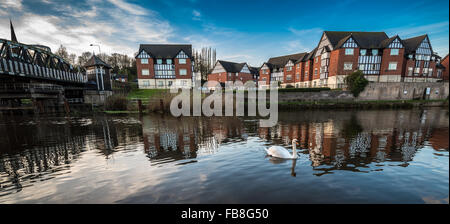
0,24,87,113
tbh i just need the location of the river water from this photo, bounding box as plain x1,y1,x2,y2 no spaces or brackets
0,108,448,204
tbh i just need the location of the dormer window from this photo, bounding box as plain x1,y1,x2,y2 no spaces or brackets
167,59,172,64
157,59,162,64
372,49,378,56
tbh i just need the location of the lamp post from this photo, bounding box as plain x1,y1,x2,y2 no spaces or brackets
90,44,101,54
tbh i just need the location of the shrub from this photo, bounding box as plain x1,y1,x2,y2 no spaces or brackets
345,70,369,97
285,84,294,88
105,95,128,111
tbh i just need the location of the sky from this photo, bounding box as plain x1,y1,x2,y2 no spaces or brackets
0,0,448,66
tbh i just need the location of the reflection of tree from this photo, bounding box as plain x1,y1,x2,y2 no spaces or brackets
341,115,363,139
349,133,371,158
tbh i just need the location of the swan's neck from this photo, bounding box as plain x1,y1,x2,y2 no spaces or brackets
292,143,298,158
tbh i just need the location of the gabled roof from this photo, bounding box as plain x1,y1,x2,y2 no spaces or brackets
217,60,247,73
249,66,260,75
85,55,111,68
324,31,389,49
137,44,192,59
301,47,318,62
402,35,428,54
267,52,307,68
379,35,401,48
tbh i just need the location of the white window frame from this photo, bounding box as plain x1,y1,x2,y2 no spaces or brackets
178,58,186,64
179,69,187,76
390,49,399,56
388,62,397,70
344,62,353,70
345,48,354,55
142,69,149,76
141,58,148,64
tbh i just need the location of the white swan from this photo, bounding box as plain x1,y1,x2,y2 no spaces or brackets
265,139,298,159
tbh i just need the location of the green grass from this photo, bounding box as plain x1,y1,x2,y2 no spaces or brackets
126,89,169,100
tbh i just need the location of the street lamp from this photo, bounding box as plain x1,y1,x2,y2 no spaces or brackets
90,44,101,54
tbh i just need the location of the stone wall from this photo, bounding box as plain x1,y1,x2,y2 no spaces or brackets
84,90,113,105
357,82,449,100
276,82,449,102
278,90,354,102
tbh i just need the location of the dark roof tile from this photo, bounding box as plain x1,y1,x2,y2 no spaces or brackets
138,44,192,59
84,55,111,68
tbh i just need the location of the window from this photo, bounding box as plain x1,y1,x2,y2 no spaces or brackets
179,59,186,64
345,48,354,55
157,59,162,64
181,80,187,86
262,77,267,81
143,80,149,87
179,69,187,75
314,68,318,75
315,57,319,63
429,68,434,76
388,62,397,70
344,62,352,70
360,49,367,56
286,75,292,80
408,67,413,76
372,49,378,55
158,81,164,87
390,49,399,56
142,69,149,76
168,81,173,86
141,59,148,64
305,63,309,68
167,59,172,64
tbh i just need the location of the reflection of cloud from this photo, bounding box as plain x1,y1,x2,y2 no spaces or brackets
422,196,449,204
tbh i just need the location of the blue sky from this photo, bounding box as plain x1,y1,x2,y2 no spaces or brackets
0,0,448,66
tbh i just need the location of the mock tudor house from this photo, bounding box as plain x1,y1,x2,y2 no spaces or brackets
136,44,194,89
207,60,258,89
260,31,444,89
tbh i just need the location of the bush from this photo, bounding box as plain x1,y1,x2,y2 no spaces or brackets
345,70,369,97
105,95,128,111
285,84,294,88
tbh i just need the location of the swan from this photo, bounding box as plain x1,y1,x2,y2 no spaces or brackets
265,139,299,159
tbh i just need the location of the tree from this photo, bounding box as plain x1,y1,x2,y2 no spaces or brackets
344,70,369,97
193,47,216,81
68,53,77,65
55,45,70,62
77,52,92,67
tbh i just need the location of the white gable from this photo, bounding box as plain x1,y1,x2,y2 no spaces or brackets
211,62,225,74
342,37,358,48
137,50,150,59
318,34,333,51
240,64,250,73
388,37,403,49
285,60,294,67
176,50,189,59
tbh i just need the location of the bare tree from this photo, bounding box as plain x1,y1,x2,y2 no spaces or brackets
55,44,70,62
193,47,216,81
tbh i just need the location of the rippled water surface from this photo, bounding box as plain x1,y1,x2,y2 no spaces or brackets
0,108,448,204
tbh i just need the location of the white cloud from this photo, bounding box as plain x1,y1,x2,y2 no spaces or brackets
107,0,149,16
0,0,23,10
0,0,174,59
192,10,201,21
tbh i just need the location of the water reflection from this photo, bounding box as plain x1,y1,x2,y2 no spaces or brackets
0,108,448,203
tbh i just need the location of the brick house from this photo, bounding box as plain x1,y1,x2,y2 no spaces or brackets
439,54,449,81
207,60,258,89
258,53,307,88
136,44,193,89
260,31,444,89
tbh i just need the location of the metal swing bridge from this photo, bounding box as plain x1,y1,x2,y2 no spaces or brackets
0,38,88,113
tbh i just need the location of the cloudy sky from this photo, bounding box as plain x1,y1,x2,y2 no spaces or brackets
0,0,448,66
